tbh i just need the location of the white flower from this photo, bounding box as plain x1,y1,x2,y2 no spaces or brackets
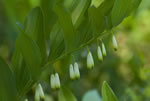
74,62,80,79
24,98,28,101
35,87,40,101
102,43,107,56
87,51,94,69
55,73,61,89
35,84,45,101
97,46,103,61
69,64,75,80
50,74,56,89
112,35,118,51
38,84,45,99
50,73,61,89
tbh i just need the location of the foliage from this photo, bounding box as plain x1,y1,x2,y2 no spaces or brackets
0,0,143,101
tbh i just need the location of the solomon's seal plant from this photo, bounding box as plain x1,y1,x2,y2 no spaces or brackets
0,0,142,101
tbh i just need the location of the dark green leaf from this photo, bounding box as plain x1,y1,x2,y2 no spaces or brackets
88,6,106,36
24,7,46,64
0,57,17,101
17,29,42,80
11,43,30,94
88,0,115,35
54,4,78,52
40,0,57,39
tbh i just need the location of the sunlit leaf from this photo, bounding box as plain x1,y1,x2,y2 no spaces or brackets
58,87,77,101
72,0,91,28
102,81,118,101
111,0,141,26
48,22,65,61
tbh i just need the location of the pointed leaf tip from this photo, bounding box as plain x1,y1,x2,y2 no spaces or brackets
102,81,118,101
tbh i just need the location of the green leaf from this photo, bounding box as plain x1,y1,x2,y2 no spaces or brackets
102,81,118,101
54,4,78,52
58,87,77,101
63,0,80,12
88,6,106,36
0,57,18,101
40,0,57,39
17,29,42,80
88,0,115,35
71,0,91,28
111,0,141,26
24,7,46,64
48,22,65,61
82,89,101,101
11,43,31,95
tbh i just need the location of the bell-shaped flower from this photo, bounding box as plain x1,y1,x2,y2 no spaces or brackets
74,62,80,79
112,35,118,51
38,84,45,99
24,98,28,101
35,87,40,101
69,64,75,80
50,74,56,89
97,46,103,61
87,51,94,69
55,73,61,89
102,43,107,56
35,84,45,101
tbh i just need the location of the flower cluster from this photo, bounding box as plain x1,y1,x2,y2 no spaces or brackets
35,84,45,101
87,34,118,69
50,73,61,89
69,62,80,80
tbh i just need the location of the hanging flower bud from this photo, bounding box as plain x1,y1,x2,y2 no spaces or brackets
38,84,45,99
55,73,61,89
112,35,118,51
35,84,45,101
69,64,75,80
97,46,103,61
74,62,80,79
102,43,107,56
24,98,28,101
50,74,56,89
87,51,94,69
35,87,40,101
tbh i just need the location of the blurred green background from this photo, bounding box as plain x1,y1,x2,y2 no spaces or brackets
0,0,150,101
